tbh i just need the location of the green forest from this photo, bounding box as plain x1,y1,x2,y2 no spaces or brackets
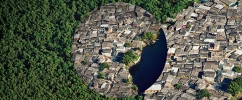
0,0,198,99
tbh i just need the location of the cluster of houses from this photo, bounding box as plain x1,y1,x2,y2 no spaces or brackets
144,0,242,100
72,2,162,98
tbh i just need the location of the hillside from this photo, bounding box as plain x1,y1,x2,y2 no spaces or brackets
0,0,197,99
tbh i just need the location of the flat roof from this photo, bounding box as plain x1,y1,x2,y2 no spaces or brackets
146,84,162,91
168,48,176,54
235,50,242,55
204,38,215,43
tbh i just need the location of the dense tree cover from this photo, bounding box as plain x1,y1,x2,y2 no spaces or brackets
122,50,139,66
233,66,242,73
197,89,211,99
0,0,196,99
228,77,242,96
99,62,110,71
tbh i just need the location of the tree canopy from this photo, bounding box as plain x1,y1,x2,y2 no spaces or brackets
98,72,106,79
142,32,157,41
0,0,196,99
121,50,139,66
197,89,211,99
174,83,182,89
99,62,110,71
228,77,242,96
233,66,242,73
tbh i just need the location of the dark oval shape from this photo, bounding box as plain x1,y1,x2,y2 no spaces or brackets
130,29,168,94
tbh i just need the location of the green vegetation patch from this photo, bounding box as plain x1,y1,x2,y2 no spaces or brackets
124,42,131,47
197,89,211,99
142,32,157,41
233,66,242,73
121,50,139,66
98,72,106,79
229,77,242,96
99,62,110,71
174,83,182,89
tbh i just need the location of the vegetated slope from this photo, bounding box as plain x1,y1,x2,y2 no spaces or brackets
0,0,198,99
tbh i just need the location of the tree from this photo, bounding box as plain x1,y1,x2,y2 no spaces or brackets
142,32,157,41
228,77,242,96
121,50,139,66
197,89,211,99
233,66,242,73
81,59,87,65
174,83,182,89
132,85,138,91
98,72,105,79
124,78,130,83
99,62,110,71
124,42,131,47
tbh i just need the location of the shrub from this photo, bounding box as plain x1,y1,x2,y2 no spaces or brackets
124,42,131,47
99,62,110,71
132,85,138,91
197,89,211,98
98,72,105,79
142,32,157,41
174,83,182,89
81,59,87,65
233,66,242,73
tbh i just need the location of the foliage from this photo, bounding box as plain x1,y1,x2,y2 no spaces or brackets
137,47,142,51
132,85,138,91
125,78,130,83
0,0,194,99
142,32,157,41
124,42,131,47
175,83,182,89
121,50,139,66
81,59,87,65
99,62,110,71
231,97,236,100
197,89,211,99
98,72,106,79
138,95,143,100
233,66,242,73
228,77,242,96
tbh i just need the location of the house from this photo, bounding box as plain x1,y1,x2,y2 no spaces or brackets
175,20,185,31
221,70,235,77
99,81,111,95
131,40,142,48
186,88,196,95
202,71,216,83
227,18,236,25
102,49,112,57
203,61,219,71
102,41,113,49
222,63,234,70
180,93,196,100
168,48,176,56
195,79,206,90
144,83,162,94
220,0,237,6
198,5,211,11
